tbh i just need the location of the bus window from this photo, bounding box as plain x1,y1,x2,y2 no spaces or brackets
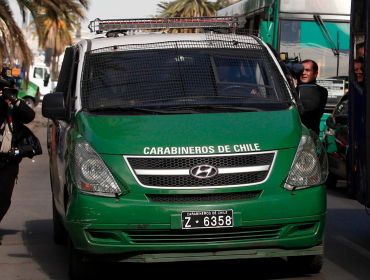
280,20,350,78
252,14,261,36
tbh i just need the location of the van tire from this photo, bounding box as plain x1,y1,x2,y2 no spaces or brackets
325,172,338,189
52,198,68,245
288,239,324,275
68,238,95,280
23,97,35,109
288,254,324,274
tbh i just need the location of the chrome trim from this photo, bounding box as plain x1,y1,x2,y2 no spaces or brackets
190,165,218,179
124,151,278,190
135,165,270,176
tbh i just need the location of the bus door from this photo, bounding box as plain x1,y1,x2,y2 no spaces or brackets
348,0,370,207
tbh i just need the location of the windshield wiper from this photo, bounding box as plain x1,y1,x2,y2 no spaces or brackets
164,105,264,112
89,107,167,115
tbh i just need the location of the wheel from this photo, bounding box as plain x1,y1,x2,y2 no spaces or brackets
288,238,324,275
68,238,95,280
325,172,338,189
288,253,324,274
68,238,85,280
52,197,68,245
23,97,35,109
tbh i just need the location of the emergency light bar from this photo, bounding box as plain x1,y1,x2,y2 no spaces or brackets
88,16,244,34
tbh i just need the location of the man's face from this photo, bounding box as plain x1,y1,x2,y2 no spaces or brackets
300,61,318,84
354,62,363,83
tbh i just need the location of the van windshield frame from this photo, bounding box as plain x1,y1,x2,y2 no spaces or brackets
80,39,293,114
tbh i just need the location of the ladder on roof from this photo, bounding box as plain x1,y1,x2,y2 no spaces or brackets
88,16,245,34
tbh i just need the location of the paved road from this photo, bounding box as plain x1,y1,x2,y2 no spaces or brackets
1,105,370,280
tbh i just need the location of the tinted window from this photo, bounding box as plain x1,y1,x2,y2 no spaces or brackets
81,46,292,113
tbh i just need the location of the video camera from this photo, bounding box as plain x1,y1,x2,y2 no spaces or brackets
279,52,304,80
0,67,18,101
0,67,16,89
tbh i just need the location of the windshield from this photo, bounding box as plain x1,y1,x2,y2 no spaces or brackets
81,42,292,114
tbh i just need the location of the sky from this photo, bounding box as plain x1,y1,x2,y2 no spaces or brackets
10,0,221,33
10,1,221,30
10,0,164,31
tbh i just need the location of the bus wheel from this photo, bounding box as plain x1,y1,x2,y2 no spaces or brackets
23,97,35,109
325,172,338,189
288,253,324,275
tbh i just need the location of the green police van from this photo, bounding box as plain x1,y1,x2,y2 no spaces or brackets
42,17,328,279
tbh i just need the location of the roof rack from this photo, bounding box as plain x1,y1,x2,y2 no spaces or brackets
88,16,245,34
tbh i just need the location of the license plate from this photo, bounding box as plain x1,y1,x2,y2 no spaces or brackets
181,210,233,229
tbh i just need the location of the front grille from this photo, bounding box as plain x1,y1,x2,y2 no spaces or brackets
146,191,261,203
124,225,283,244
125,151,276,188
139,172,268,187
128,153,274,169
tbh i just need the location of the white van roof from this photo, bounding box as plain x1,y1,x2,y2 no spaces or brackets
82,32,261,52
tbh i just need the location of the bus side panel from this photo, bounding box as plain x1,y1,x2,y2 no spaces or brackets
348,0,370,207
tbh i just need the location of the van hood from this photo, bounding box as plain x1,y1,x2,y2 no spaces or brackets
75,109,302,155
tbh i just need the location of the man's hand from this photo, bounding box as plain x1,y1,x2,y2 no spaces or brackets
1,91,12,106
2,87,18,105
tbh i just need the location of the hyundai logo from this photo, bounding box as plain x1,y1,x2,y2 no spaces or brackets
190,165,218,179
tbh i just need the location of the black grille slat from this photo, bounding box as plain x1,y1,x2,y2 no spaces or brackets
138,171,268,187
146,191,261,203
128,153,274,169
125,225,283,244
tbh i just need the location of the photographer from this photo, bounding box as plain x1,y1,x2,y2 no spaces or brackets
0,81,35,226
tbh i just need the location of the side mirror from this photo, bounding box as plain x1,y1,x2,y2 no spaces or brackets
42,92,67,120
44,73,50,87
334,114,348,125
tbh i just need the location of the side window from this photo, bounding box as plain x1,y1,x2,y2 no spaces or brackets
65,47,80,121
34,67,43,79
56,47,74,99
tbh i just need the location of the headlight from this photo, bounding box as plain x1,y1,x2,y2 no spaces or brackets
284,134,326,190
73,141,122,197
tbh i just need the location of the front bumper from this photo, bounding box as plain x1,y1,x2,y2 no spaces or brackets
84,246,324,263
66,185,326,261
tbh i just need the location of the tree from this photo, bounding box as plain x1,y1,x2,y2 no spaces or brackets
27,1,89,81
0,0,32,81
213,0,242,11
157,0,217,33
0,0,89,83
158,0,216,18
